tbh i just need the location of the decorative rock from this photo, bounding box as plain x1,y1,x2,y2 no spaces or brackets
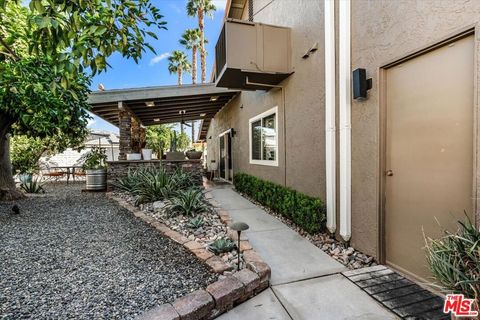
152,201,166,211
246,261,270,284
172,290,214,320
139,303,180,320
233,269,260,301
164,230,189,245
242,250,263,264
184,241,204,251
206,276,244,313
191,248,215,261
206,256,233,273
239,240,252,251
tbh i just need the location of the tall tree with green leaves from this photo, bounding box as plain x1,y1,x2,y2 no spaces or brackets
168,50,191,134
145,124,173,159
179,28,205,143
186,0,216,84
179,28,202,85
167,50,191,86
0,0,166,200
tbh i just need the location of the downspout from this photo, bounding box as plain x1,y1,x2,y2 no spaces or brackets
324,0,336,234
339,0,352,241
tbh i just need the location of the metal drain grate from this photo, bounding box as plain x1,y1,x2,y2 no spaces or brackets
343,265,448,319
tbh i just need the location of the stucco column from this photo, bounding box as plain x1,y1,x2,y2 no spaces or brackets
118,107,132,160
130,117,141,153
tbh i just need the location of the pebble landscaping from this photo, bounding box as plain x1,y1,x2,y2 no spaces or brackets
114,191,246,273
0,183,217,319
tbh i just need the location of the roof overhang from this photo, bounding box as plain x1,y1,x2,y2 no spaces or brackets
88,83,238,140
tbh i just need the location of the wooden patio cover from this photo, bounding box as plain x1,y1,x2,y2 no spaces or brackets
88,84,238,141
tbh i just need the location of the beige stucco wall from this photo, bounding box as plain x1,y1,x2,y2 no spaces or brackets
350,0,480,258
207,0,326,198
208,0,480,260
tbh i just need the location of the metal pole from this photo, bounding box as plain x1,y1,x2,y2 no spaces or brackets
237,230,241,271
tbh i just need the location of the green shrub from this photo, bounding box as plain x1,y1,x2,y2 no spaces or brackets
208,238,236,255
233,173,326,233
20,177,45,194
425,218,479,307
187,216,205,229
166,188,211,217
112,167,196,204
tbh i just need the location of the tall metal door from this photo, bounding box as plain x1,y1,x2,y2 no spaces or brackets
385,35,474,281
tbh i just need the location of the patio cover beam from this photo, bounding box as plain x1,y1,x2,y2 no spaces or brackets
88,84,238,139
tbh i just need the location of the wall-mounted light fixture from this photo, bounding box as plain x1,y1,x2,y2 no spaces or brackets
200,113,207,117
302,42,318,59
153,118,160,122
210,96,219,101
352,68,372,100
145,101,155,107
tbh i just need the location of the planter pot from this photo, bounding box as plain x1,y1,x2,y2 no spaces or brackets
85,169,107,191
18,173,33,184
186,151,203,160
126,153,142,161
166,151,186,161
141,149,152,161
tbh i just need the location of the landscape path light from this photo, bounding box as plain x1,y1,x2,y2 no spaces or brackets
229,221,249,271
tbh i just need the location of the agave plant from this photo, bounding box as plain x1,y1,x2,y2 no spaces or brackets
166,188,211,217
187,216,205,229
208,238,236,255
20,177,45,194
112,168,143,192
425,217,479,310
172,168,196,190
131,168,175,205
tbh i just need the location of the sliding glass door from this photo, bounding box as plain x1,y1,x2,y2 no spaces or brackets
219,130,233,181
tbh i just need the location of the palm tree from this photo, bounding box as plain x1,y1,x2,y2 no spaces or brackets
186,0,216,84
180,29,206,143
167,50,191,86
168,50,191,134
179,28,203,85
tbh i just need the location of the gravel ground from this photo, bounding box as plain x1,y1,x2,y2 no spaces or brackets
0,183,217,319
113,191,245,272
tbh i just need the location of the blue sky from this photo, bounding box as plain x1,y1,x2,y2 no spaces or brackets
88,0,227,134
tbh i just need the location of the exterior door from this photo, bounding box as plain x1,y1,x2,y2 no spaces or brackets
219,130,233,181
385,35,474,281
219,135,226,179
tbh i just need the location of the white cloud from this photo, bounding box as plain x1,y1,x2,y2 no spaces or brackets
169,3,182,13
212,0,227,11
87,118,96,128
149,52,170,66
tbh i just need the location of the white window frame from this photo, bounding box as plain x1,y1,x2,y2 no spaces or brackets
248,106,279,166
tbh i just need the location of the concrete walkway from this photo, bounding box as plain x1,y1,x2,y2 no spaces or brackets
210,185,398,320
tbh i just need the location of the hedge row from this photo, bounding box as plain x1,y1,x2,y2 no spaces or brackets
233,173,326,234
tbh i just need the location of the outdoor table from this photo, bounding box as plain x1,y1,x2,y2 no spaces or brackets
47,166,82,184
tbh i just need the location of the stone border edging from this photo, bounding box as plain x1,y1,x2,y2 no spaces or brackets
105,192,271,320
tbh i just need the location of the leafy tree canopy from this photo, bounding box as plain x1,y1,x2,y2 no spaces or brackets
0,0,167,199
146,124,173,157
0,0,167,145
176,131,191,152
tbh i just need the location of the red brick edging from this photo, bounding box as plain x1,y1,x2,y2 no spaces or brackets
105,192,271,320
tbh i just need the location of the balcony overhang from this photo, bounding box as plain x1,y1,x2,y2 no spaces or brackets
88,84,238,139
